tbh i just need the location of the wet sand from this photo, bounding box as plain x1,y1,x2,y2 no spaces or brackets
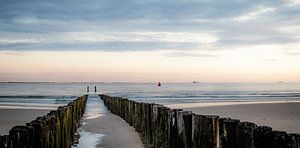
168,102,300,133
0,109,51,135
80,113,144,148
76,95,144,148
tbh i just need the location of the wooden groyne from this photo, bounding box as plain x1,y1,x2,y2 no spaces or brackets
100,94,300,148
0,95,88,148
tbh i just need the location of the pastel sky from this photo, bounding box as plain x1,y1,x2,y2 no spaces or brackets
0,0,300,82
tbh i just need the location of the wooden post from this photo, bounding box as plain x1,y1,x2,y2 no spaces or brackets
168,109,183,148
9,126,33,148
192,114,219,148
219,118,240,148
288,133,300,148
176,111,192,148
0,135,12,148
47,111,61,148
272,131,289,148
254,126,273,148
238,122,257,148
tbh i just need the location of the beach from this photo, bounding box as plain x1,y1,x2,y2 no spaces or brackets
73,95,144,148
78,112,144,148
0,109,51,135
168,102,300,133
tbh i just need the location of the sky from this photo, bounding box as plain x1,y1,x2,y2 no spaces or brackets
0,0,300,82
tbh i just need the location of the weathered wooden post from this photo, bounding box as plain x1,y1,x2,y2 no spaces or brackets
157,107,170,148
0,135,12,148
272,131,289,148
30,117,50,148
48,111,61,148
57,106,65,148
9,126,34,148
238,122,257,148
145,103,154,146
63,106,72,148
152,104,162,147
168,109,183,148
192,114,219,148
67,102,76,144
176,111,192,148
254,126,273,148
288,133,300,148
219,118,240,148
127,100,134,126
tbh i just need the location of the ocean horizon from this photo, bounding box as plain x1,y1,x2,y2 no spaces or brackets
1,82,300,109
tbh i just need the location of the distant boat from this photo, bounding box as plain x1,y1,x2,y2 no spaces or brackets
157,82,161,87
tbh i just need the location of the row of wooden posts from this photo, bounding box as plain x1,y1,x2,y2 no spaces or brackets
100,94,300,148
0,95,88,148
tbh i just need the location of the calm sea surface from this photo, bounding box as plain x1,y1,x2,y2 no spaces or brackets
1,82,300,108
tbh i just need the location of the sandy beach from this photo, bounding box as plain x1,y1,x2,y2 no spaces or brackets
168,102,300,133
0,109,51,135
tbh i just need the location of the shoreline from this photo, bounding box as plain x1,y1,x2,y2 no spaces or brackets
166,100,300,109
0,103,59,110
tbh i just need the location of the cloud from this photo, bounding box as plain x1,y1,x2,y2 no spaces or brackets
0,41,200,52
0,0,299,54
164,52,218,58
260,59,279,62
233,6,276,22
4,52,24,56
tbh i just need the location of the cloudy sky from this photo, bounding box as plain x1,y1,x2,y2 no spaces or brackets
0,0,300,82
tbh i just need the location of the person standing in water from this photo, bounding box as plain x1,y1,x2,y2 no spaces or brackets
95,86,97,93
87,86,89,93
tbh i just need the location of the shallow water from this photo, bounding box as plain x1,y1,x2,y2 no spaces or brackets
72,130,104,148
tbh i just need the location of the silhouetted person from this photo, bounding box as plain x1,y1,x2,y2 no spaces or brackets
87,86,89,93
95,86,97,93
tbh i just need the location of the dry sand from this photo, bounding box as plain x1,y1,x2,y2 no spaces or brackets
0,109,51,135
168,102,300,133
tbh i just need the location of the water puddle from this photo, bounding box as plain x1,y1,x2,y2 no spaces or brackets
72,129,104,148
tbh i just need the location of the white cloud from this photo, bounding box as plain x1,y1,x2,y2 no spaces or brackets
13,17,40,25
233,6,276,22
279,25,300,34
0,38,42,44
285,0,300,6
47,31,218,44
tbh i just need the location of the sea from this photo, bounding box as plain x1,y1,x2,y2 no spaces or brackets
1,82,300,109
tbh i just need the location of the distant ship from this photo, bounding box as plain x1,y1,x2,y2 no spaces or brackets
157,82,161,87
